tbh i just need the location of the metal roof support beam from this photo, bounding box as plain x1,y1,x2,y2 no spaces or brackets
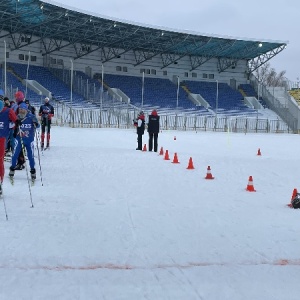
248,45,286,73
0,0,287,76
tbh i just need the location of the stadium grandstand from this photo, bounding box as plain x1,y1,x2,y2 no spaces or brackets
0,0,299,133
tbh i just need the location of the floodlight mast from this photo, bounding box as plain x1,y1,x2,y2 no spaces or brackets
3,40,6,95
176,76,180,110
70,59,73,109
141,71,144,109
216,79,219,116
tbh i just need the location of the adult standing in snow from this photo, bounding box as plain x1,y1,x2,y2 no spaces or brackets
39,97,54,149
9,103,40,182
133,111,145,150
147,109,160,152
0,93,17,193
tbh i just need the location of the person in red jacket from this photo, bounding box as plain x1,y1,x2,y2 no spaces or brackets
0,92,17,194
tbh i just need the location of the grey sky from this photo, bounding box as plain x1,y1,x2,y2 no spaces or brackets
55,0,299,82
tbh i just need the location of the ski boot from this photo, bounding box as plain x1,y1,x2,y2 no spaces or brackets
9,166,15,185
30,168,36,182
41,142,44,150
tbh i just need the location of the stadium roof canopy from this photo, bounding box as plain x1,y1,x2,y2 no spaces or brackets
0,0,288,73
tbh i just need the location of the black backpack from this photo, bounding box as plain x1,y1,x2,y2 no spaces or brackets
291,193,300,209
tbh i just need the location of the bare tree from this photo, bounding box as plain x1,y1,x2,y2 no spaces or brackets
254,63,287,88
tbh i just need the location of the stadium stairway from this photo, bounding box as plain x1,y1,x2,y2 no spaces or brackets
239,83,269,109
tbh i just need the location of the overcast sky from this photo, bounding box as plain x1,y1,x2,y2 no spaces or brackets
54,0,299,82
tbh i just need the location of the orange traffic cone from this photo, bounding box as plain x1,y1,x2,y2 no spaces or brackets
174,136,176,140
164,150,170,160
288,188,298,207
246,176,256,192
159,147,164,155
142,144,147,151
205,166,214,179
172,153,180,164
257,148,261,156
186,157,195,169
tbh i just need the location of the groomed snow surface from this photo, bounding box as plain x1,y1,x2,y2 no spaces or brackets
0,127,299,300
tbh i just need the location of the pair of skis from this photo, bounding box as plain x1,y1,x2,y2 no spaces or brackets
41,143,50,151
9,175,35,186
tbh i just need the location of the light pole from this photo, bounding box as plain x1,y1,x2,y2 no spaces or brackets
70,59,73,109
215,80,219,115
25,51,30,98
100,63,104,127
176,76,180,110
3,40,7,95
70,59,74,127
175,76,180,130
258,81,260,101
214,79,219,131
141,71,145,109
297,77,300,102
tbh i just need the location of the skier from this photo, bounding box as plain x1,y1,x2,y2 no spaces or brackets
0,94,17,193
147,109,160,152
39,97,54,149
9,103,40,182
10,91,27,170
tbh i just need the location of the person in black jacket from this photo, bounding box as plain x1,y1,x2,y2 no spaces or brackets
133,111,145,150
147,109,160,152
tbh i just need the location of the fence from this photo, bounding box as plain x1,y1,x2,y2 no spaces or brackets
250,75,299,132
52,101,292,133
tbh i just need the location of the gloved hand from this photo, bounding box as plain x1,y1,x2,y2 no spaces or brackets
13,128,18,138
34,122,40,131
15,119,22,127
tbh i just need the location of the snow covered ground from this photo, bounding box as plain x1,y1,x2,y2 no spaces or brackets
0,126,299,300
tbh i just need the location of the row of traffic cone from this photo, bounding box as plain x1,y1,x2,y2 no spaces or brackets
158,146,259,190
144,142,295,204
159,147,214,179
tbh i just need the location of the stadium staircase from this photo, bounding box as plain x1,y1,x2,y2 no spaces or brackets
183,80,258,116
95,73,212,115
239,83,269,108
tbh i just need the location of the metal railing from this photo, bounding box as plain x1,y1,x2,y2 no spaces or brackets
52,101,292,133
250,75,298,132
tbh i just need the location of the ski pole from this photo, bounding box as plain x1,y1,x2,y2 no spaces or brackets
19,133,34,208
35,129,43,186
1,187,8,221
